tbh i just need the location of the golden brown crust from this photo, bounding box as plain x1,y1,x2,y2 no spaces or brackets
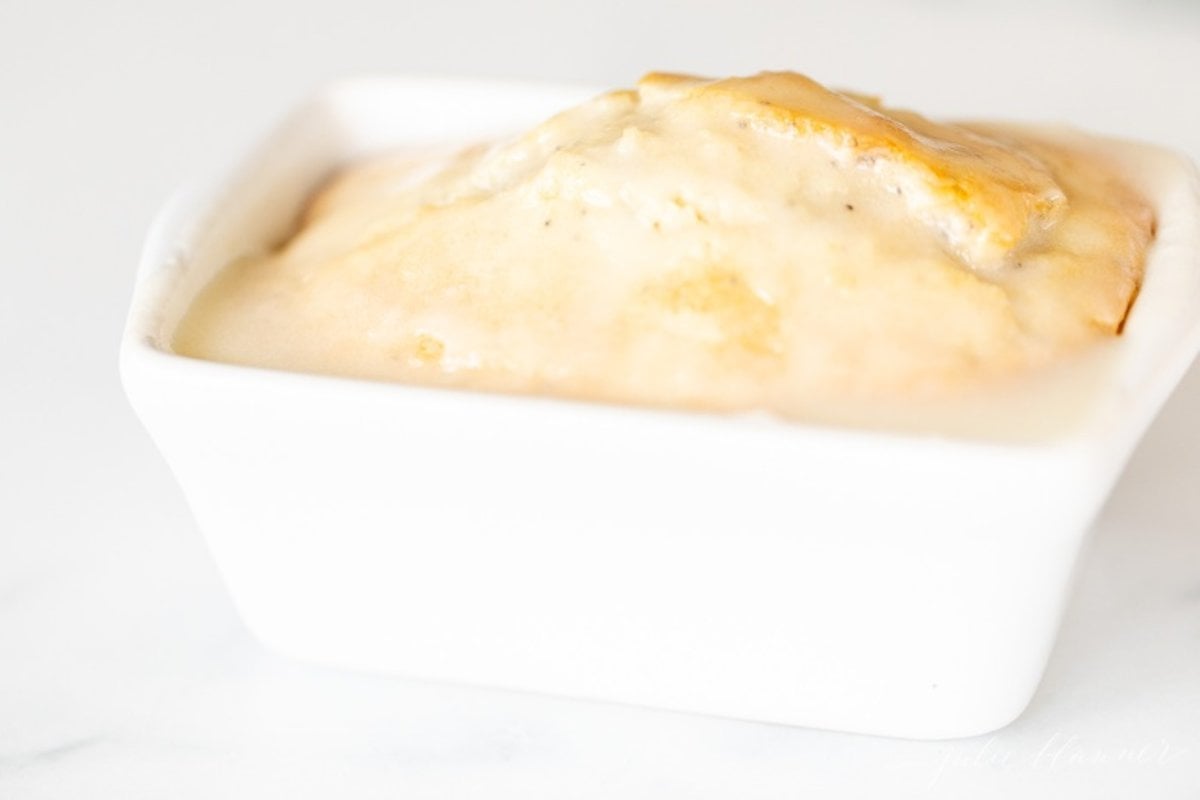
638,71,1068,272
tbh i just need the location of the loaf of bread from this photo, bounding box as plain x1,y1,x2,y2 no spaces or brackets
175,71,1155,414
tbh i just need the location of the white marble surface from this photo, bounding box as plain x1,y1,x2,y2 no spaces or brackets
2,0,1199,796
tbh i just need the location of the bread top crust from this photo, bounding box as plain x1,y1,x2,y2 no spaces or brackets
174,71,1155,419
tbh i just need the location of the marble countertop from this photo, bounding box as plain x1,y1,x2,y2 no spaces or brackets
2,0,1198,796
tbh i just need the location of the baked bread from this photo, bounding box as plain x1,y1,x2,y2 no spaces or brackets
175,71,1155,415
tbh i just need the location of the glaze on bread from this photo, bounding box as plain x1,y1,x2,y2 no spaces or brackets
175,71,1155,415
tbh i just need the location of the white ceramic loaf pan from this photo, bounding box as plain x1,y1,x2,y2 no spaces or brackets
121,77,1200,740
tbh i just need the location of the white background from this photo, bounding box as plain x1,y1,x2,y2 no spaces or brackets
2,0,1199,796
